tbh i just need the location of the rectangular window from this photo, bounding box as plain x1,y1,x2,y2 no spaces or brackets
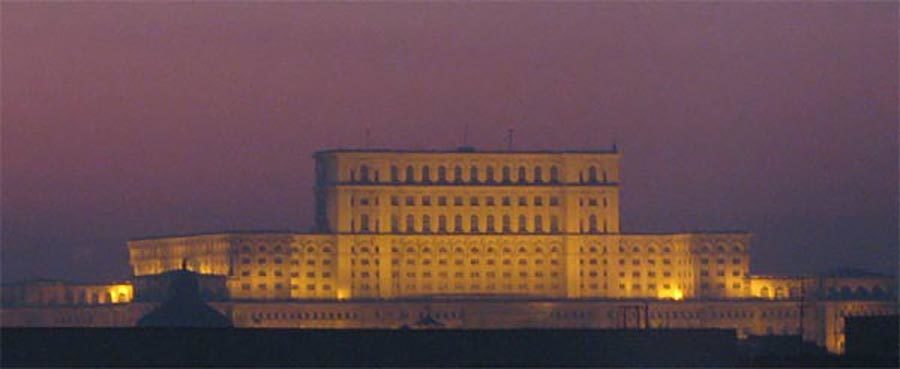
534,196,543,206
549,197,560,206
391,196,399,206
438,196,447,206
502,197,511,206
405,196,415,206
486,197,495,206
422,196,431,206
454,197,463,206
518,197,527,206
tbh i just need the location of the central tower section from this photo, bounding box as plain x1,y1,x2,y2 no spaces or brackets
313,148,621,236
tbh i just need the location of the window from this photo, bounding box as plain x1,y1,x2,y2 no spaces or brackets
534,196,543,206
422,196,431,206
486,197,495,206
454,166,463,183
406,166,415,183
454,197,463,206
421,166,431,183
391,196,399,206
360,214,370,232
502,197,511,206
534,215,543,233
454,215,463,232
486,215,496,232
422,215,431,233
534,167,543,183
550,166,559,183
470,215,479,232
518,197,527,206
588,215,598,233
390,165,400,183
470,166,479,183
391,215,399,232
359,165,370,183
438,196,447,206
405,196,415,206
518,166,527,183
486,166,495,183
588,166,598,183
503,215,511,232
438,166,447,183
438,215,447,233
406,214,415,233
550,216,559,233
470,196,479,206
518,215,528,233
550,197,559,206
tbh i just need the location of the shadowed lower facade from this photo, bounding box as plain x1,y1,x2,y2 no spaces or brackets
2,148,896,355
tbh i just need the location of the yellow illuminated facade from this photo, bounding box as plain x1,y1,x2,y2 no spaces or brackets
3,148,895,356
129,149,752,301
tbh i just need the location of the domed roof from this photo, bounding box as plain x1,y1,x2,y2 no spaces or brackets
137,269,232,327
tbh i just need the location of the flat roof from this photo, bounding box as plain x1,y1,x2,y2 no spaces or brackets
314,147,619,156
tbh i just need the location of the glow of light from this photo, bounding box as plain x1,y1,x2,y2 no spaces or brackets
337,289,350,300
672,289,684,301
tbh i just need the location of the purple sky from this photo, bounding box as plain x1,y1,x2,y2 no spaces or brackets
3,2,897,283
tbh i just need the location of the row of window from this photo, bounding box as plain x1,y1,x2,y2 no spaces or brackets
353,258,564,266
241,270,333,278
583,270,682,278
350,164,611,184
699,270,745,277
240,245,333,254
240,283,331,291
356,214,609,233
249,311,360,321
240,258,332,266
352,271,565,279
392,283,563,291
699,282,743,290
354,195,609,208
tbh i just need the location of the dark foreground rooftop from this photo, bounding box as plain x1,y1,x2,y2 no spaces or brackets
4,328,736,367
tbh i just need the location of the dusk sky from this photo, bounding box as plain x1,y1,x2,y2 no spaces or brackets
3,2,897,283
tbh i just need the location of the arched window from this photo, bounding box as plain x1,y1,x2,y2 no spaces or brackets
454,166,463,183
534,215,543,233
391,215,399,232
422,215,431,233
775,286,786,299
486,166,495,183
760,287,771,299
454,215,463,232
502,166,511,183
421,166,431,183
550,166,559,183
438,215,447,233
550,216,559,233
390,166,399,183
350,169,356,182
470,166,479,183
534,167,543,183
470,215,480,232
406,214,415,233
503,215,511,232
438,166,447,183
518,215,527,233
359,165,370,183
518,166,527,183
588,166,598,183
486,215,495,232
588,215,598,233
406,166,415,184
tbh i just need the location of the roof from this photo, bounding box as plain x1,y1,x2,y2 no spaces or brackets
313,147,619,156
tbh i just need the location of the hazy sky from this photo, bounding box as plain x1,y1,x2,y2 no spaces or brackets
3,2,897,283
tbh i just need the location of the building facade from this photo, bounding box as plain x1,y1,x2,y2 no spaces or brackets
2,148,896,355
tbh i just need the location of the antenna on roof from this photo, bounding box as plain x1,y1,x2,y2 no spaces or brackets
612,137,618,152
364,127,371,148
506,128,514,150
462,124,469,146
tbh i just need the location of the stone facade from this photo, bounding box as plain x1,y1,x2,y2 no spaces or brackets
3,148,896,355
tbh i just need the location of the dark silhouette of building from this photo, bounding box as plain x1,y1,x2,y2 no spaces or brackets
136,268,232,327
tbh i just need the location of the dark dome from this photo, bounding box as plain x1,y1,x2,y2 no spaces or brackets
137,269,232,327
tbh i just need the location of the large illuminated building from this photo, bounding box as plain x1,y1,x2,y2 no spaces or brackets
2,147,896,354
